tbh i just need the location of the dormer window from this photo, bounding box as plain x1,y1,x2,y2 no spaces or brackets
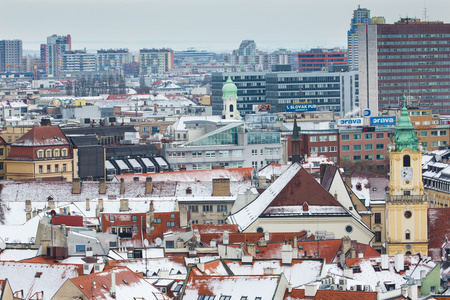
53,149,60,157
61,148,68,157
37,150,44,158
45,149,52,158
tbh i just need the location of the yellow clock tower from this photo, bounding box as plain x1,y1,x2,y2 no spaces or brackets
385,103,428,256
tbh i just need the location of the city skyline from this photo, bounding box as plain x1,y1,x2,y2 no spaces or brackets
2,0,450,53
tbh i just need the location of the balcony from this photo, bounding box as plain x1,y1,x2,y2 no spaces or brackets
385,194,428,203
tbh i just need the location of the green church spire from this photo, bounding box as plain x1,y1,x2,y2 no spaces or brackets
222,75,238,100
393,101,419,151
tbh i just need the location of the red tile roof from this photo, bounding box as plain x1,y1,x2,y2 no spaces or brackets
285,289,377,300
266,167,342,208
428,208,450,261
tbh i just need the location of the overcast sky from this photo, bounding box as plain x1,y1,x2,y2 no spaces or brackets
2,0,450,53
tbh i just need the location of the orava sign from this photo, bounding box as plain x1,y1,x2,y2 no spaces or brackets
370,116,396,126
338,118,363,127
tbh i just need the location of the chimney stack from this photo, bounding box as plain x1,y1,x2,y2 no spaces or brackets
99,179,106,194
86,199,90,211
247,243,256,257
120,178,125,194
98,198,104,212
72,178,81,194
120,199,129,212
25,200,32,212
145,177,153,194
341,236,351,255
212,178,230,196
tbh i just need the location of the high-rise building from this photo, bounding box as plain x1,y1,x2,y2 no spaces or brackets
97,49,131,72
347,6,372,70
139,49,174,74
0,40,23,73
40,34,71,77
358,18,450,116
225,40,268,71
60,50,97,74
297,48,348,72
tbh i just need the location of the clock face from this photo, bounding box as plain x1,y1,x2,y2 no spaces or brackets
401,167,413,180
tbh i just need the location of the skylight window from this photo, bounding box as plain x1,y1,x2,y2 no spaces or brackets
35,272,42,278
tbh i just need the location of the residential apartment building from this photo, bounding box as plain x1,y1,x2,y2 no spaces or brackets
265,70,359,116
40,34,71,77
0,39,23,73
139,48,174,74
225,40,268,71
358,18,450,116
211,72,266,116
298,48,348,72
59,50,97,74
97,49,132,72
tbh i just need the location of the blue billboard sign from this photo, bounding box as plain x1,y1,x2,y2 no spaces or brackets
286,104,317,112
370,116,396,126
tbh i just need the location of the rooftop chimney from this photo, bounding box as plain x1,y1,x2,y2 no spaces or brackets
341,236,351,255
99,179,106,194
120,199,129,212
394,253,405,272
86,199,90,211
145,177,153,194
98,198,104,212
111,272,116,298
72,178,81,194
281,244,293,265
25,200,32,212
120,178,125,194
247,243,256,257
212,178,230,196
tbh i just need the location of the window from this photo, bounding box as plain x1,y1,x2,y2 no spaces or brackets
376,133,384,139
364,133,373,139
440,130,447,136
431,141,438,147
342,145,350,151
342,134,350,141
192,151,202,158
329,146,337,152
403,155,411,167
260,149,263,155
319,136,327,142
167,221,175,227
109,215,115,222
232,150,242,157
132,215,137,222
365,155,373,160
75,245,86,252
218,150,229,157
353,145,362,151
422,142,428,147
188,205,198,213
219,296,231,300
329,135,337,141
47,165,51,173
353,134,361,140
132,225,138,232
171,213,175,219
353,155,362,161
375,213,381,224
37,150,44,158
376,144,384,150
376,154,385,160
421,131,428,137
405,231,411,240
0,149,3,156
365,144,373,150
404,211,412,218
375,231,382,242
39,165,43,173
310,147,318,153
431,131,438,137
319,147,327,152
203,205,213,212
62,164,67,172
205,151,215,158
310,136,318,142
45,149,52,158
217,205,227,212
61,148,68,157
166,241,174,248
54,164,59,172
109,241,117,247
198,296,215,300
154,218,161,224
342,156,350,161
251,149,257,156
346,225,353,233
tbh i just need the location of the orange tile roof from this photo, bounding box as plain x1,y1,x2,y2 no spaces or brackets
284,289,377,300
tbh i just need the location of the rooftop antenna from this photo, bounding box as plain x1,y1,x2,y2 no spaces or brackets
423,7,428,22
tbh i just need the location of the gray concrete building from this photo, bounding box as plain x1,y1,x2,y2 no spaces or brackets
0,40,23,73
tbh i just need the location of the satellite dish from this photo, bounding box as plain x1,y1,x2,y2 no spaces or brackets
0,239,6,251
144,239,149,247
155,238,162,247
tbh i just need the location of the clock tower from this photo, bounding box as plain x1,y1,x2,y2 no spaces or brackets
222,76,241,120
385,103,428,256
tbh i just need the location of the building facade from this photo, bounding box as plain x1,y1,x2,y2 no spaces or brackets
139,49,174,74
358,19,450,116
40,34,71,77
298,48,348,72
59,50,97,74
97,49,131,72
0,39,23,73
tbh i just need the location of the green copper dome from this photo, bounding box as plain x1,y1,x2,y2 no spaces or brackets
393,102,419,151
222,76,238,99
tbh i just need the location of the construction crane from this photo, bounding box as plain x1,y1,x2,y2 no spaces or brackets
6,61,61,81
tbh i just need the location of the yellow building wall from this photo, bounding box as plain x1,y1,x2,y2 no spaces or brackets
370,203,386,251
426,188,450,208
389,148,423,196
6,159,73,181
0,126,32,143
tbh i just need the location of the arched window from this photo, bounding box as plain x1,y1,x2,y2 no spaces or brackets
53,149,60,157
403,155,411,167
61,148,68,157
229,104,234,112
405,230,411,240
45,149,52,158
37,150,44,158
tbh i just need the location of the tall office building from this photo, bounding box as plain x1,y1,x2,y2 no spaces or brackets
60,50,97,74
40,34,71,77
225,40,268,71
139,49,174,74
97,49,132,72
358,18,450,116
297,48,348,72
347,6,371,70
0,40,23,73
